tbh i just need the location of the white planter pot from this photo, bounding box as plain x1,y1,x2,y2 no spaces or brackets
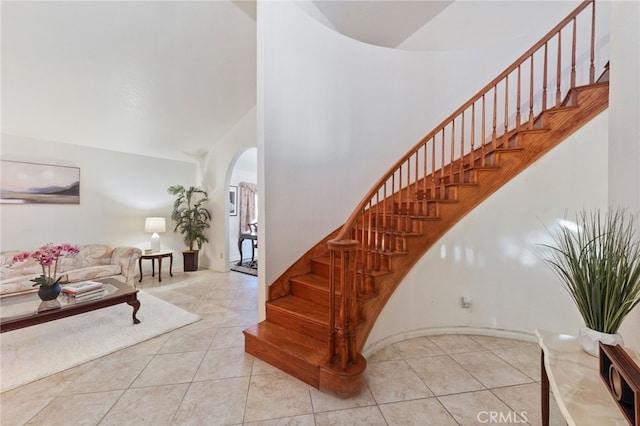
578,326,624,357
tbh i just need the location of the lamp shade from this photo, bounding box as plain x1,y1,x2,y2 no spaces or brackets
144,217,166,233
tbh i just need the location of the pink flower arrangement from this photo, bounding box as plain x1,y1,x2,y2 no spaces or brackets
12,243,80,287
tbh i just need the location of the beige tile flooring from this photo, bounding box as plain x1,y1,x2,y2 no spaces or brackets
0,270,566,425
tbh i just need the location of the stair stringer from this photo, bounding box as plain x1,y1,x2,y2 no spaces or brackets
353,82,609,351
244,82,609,397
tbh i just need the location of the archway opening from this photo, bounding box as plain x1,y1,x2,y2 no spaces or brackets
227,147,258,273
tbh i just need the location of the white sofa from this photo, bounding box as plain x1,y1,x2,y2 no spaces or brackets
0,244,142,296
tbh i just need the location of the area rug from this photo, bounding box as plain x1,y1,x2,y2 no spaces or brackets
230,260,257,276
0,291,200,392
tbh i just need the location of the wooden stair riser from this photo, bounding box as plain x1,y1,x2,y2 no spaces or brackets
288,283,368,326
507,129,550,148
425,185,458,202
311,256,386,294
290,276,331,306
361,249,392,272
266,303,329,341
244,330,321,388
289,274,356,307
533,106,577,129
310,257,340,281
436,168,477,185
385,202,441,220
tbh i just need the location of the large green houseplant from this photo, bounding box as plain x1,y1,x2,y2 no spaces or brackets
540,207,640,355
167,185,212,271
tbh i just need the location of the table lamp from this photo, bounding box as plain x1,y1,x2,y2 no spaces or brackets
144,217,166,252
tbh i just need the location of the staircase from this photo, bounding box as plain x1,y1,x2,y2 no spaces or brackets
244,0,609,397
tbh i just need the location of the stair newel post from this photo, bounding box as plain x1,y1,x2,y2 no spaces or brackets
327,239,359,370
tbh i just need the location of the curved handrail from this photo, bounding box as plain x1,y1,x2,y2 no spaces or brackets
325,0,604,371
331,0,596,244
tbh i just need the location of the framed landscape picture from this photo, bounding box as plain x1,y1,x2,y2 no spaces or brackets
229,186,238,216
1,160,80,204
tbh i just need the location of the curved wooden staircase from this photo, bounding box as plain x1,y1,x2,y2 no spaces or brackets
244,0,609,397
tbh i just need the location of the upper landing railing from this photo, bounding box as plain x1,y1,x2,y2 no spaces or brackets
325,0,607,371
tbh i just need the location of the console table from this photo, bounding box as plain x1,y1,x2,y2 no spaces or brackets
138,250,173,282
536,329,640,426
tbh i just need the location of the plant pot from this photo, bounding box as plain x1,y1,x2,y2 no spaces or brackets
578,326,624,357
183,250,199,272
38,283,61,301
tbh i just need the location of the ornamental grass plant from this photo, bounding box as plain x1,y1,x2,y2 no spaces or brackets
540,208,640,334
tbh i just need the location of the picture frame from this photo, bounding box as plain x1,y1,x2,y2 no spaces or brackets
229,186,238,216
1,160,80,204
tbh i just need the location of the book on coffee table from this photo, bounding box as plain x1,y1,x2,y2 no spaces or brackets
65,291,106,304
65,288,105,299
62,281,104,295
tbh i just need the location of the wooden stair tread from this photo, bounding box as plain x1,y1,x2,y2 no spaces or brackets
356,226,423,237
424,198,458,204
439,181,479,187
461,165,501,171
513,128,550,136
382,208,442,214
368,249,408,257
544,105,577,114
290,273,329,290
494,147,525,153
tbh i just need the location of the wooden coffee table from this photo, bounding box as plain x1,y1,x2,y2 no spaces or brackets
0,278,140,333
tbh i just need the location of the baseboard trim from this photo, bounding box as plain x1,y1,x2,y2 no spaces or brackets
362,326,537,358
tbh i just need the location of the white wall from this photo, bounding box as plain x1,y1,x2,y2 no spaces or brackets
608,0,640,350
0,133,196,273
260,1,574,287
202,106,257,272
399,1,581,51
367,111,609,351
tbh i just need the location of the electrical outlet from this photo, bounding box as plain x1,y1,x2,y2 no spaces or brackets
461,296,472,308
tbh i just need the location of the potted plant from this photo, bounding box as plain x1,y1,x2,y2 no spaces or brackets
539,207,640,356
167,185,212,272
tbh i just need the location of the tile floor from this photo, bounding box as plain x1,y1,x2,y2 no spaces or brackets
1,270,566,425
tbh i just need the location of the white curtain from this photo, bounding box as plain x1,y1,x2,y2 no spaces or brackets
238,182,257,234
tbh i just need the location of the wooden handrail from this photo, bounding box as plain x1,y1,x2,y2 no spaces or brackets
326,0,603,371
332,0,596,244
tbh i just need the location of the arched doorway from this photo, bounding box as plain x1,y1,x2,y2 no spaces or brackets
227,148,257,274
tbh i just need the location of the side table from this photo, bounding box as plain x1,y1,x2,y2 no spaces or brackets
139,250,173,282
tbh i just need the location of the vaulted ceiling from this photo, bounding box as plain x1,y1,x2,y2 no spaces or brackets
1,1,450,162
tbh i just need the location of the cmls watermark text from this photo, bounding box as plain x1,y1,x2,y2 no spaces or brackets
477,411,528,423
